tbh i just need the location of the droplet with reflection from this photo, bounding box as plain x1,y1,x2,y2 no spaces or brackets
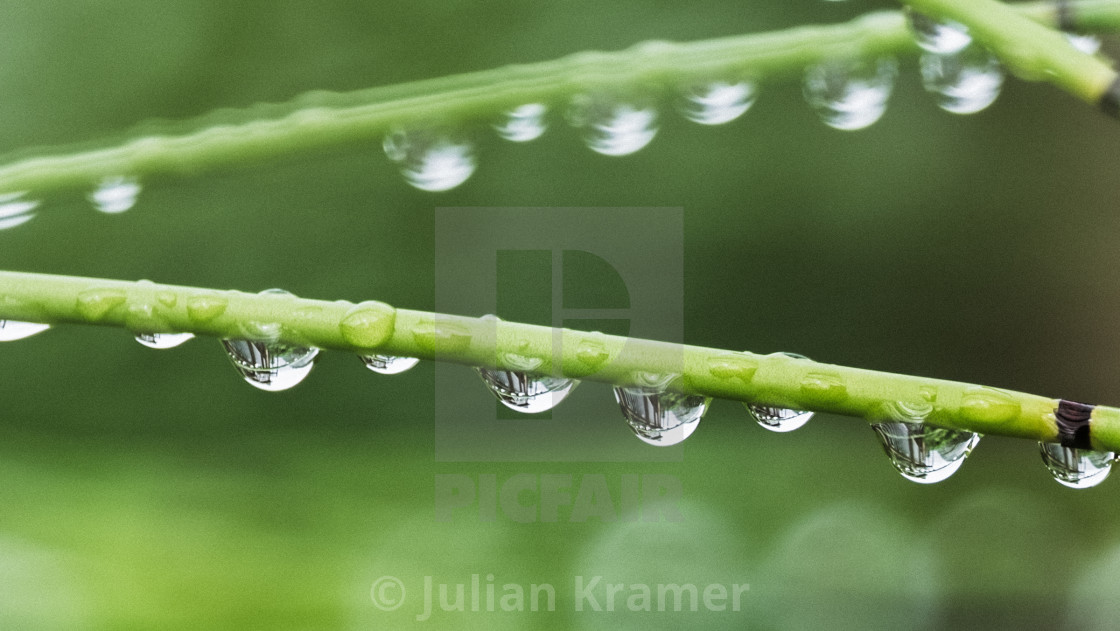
89,176,141,214
220,289,319,391
905,8,972,54
361,354,420,375
1039,442,1113,489
0,320,50,341
568,94,659,156
493,103,549,142
872,421,980,483
0,192,40,231
614,386,708,446
135,332,195,349
383,128,477,192
803,57,898,130
676,80,757,125
920,44,1004,114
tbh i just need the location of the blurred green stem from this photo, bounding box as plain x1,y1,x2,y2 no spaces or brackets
904,0,1118,105
0,1,1117,194
2,270,1118,451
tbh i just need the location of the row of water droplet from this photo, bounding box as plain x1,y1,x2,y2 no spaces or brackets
0,177,141,232
1,315,1111,488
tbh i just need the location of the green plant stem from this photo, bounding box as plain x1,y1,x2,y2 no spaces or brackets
0,1,1117,195
904,0,1117,104
2,270,1117,451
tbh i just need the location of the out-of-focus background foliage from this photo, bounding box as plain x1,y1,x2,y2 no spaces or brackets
1,1,1118,629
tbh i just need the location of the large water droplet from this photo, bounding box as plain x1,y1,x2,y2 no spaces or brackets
361,354,420,375
806,57,900,130
614,386,708,446
1039,442,1113,489
89,176,141,214
1066,33,1102,55
477,367,578,413
0,192,40,230
0,320,50,341
747,405,814,433
920,44,1004,115
872,422,980,484
135,332,195,349
568,94,659,156
383,128,477,192
493,103,548,142
220,288,318,391
904,8,972,54
676,80,757,125
803,57,898,130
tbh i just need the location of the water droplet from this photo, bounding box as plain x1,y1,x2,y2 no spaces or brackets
88,176,141,214
920,44,1004,115
221,338,319,392
0,320,50,341
412,320,473,354
872,422,980,484
477,368,578,413
747,405,814,433
800,371,848,404
575,336,610,370
676,80,757,125
493,103,548,142
1066,33,1101,55
157,291,178,308
0,192,40,231
186,294,228,323
904,8,972,54
803,57,898,130
361,354,420,375
706,353,758,383
134,332,195,349
76,288,127,321
1039,442,1113,489
959,387,1019,426
383,128,477,192
613,386,708,446
339,301,395,348
568,94,659,156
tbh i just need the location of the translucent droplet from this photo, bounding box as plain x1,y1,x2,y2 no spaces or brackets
383,128,477,192
361,354,420,375
1039,442,1113,489
0,320,50,341
134,332,195,349
568,94,659,156
613,386,708,446
676,81,757,125
803,57,898,130
0,192,40,231
1066,33,1102,55
747,405,814,433
220,288,318,391
476,368,578,413
89,176,141,214
872,422,980,484
904,8,972,54
920,45,1004,115
493,103,548,142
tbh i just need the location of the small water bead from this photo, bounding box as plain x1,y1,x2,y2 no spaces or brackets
361,354,420,375
382,128,477,192
1066,33,1102,55
919,45,1004,115
493,103,548,142
904,8,972,54
568,94,659,156
1039,442,1113,489
0,320,50,341
803,57,898,130
614,386,708,446
872,422,981,484
0,192,40,231
676,81,757,125
134,332,195,349
89,176,141,214
476,367,578,414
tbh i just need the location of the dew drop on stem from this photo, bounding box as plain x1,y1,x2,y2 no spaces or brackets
904,8,972,55
567,93,659,156
920,44,1004,115
871,421,980,484
135,332,194,349
361,354,420,375
220,289,319,392
614,385,708,446
1039,442,1113,489
803,57,898,131
0,320,50,341
493,103,549,142
0,192,40,231
382,128,477,192
89,176,141,214
675,80,757,126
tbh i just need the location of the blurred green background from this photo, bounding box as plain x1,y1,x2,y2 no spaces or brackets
1,0,1119,629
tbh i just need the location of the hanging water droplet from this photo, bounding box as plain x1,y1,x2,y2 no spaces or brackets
614,386,708,446
89,176,141,214
493,103,548,142
382,128,477,192
676,80,757,125
904,8,972,54
134,332,195,349
1039,442,1113,489
0,320,50,341
220,288,318,391
1066,33,1102,55
803,57,897,130
872,422,980,484
568,94,659,156
361,354,420,375
0,192,40,231
747,405,814,433
920,44,1004,115
476,367,578,413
